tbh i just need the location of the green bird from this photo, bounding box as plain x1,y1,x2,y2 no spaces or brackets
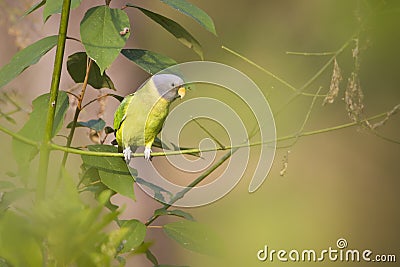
113,74,186,162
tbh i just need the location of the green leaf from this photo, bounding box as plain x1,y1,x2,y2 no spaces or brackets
115,256,126,266
67,52,115,90
126,4,203,59
109,94,124,102
163,221,221,255
136,177,172,203
43,0,82,22
121,49,177,75
79,166,118,211
104,126,114,134
23,0,46,17
0,188,30,213
81,145,135,200
145,249,158,265
0,211,43,266
154,208,195,221
129,242,153,255
0,36,58,89
80,6,130,74
12,91,69,177
160,0,216,35
67,118,106,132
119,219,146,253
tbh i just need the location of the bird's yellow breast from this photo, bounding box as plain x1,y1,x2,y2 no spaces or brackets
144,97,170,145
119,93,170,148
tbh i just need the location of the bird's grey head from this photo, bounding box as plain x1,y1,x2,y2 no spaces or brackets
152,74,186,102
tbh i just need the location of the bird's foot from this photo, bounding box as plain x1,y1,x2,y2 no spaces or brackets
123,147,132,164
144,147,152,161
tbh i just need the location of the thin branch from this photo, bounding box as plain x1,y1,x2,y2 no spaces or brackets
61,58,93,167
286,51,337,56
368,103,400,129
78,59,92,110
274,37,353,117
3,92,25,112
369,129,400,145
282,86,323,148
65,91,80,100
0,110,396,159
0,123,39,148
191,117,225,149
81,93,114,110
221,45,326,97
145,147,239,226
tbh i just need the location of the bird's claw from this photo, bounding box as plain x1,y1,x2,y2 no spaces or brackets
144,147,152,161
123,147,132,164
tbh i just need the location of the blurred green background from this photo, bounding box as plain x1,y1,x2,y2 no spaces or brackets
138,1,400,266
0,0,399,266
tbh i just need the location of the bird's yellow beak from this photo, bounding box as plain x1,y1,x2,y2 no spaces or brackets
178,87,186,99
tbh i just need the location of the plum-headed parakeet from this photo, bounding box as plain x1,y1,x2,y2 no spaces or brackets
113,74,186,162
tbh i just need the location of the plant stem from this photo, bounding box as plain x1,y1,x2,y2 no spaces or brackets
0,110,396,159
36,0,72,201
221,45,325,97
0,124,39,147
61,59,92,167
145,147,239,226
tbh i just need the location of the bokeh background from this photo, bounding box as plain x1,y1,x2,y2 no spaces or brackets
0,0,399,266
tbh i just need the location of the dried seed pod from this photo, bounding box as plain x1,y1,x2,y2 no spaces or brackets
323,58,342,105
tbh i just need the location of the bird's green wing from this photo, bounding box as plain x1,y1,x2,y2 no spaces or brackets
113,93,134,132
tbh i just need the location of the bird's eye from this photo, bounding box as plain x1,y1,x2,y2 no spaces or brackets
171,83,175,87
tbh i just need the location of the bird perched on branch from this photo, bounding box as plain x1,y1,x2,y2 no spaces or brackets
113,74,186,163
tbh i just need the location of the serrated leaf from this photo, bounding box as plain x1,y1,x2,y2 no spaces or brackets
163,221,221,255
0,36,58,89
154,208,194,221
12,91,69,177
119,219,146,253
43,0,82,22
160,0,216,35
81,145,135,200
121,49,177,75
80,6,130,74
67,52,115,90
67,118,106,132
126,4,203,59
